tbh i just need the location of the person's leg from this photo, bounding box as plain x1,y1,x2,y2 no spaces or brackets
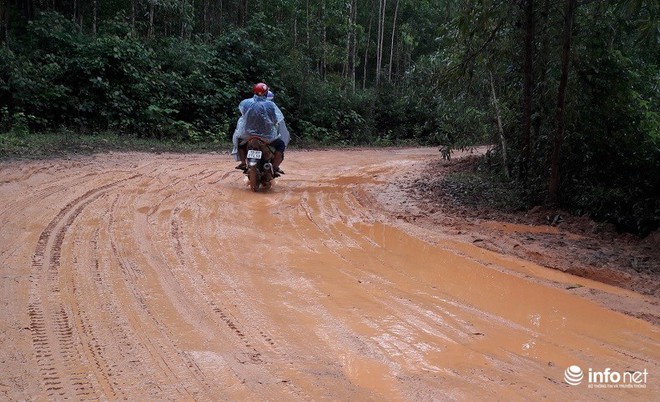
235,144,247,170
273,151,283,169
270,139,285,174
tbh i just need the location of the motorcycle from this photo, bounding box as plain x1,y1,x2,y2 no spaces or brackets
244,136,276,192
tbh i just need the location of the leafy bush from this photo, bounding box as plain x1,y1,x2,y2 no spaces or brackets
0,12,276,143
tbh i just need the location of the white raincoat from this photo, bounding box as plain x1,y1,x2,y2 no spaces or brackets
231,95,290,161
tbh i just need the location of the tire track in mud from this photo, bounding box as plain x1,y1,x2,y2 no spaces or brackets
82,194,183,400
0,177,85,248
169,205,266,362
105,195,204,400
280,183,526,383
171,167,310,399
0,166,136,268
228,187,401,398
82,196,174,400
28,175,139,399
78,228,121,400
97,167,273,400
292,186,533,397
167,199,315,401
170,203,267,374
268,163,534,393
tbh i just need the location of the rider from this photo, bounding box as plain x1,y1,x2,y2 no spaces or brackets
231,83,288,175
266,89,290,161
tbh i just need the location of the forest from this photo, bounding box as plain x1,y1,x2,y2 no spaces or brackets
0,0,658,235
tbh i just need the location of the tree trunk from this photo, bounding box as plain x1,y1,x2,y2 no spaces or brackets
240,0,248,27
306,0,310,48
204,0,210,35
180,2,185,39
293,17,297,45
1,0,8,44
363,12,373,90
19,0,34,21
130,0,136,32
181,0,192,40
490,71,510,179
521,0,534,179
549,0,577,204
321,0,327,79
92,0,98,35
343,1,351,78
350,0,357,92
376,0,387,86
533,0,551,143
219,0,223,33
203,0,209,36
388,0,399,82
246,0,250,26
148,1,155,38
344,0,357,91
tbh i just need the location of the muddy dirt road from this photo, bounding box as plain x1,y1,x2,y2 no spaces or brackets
0,148,657,401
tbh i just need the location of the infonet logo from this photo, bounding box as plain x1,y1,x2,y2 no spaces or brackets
564,365,584,385
564,365,649,389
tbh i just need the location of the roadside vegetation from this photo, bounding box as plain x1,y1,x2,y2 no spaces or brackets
0,129,231,159
1,1,658,235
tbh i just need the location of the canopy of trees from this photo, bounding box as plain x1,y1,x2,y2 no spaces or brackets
1,0,658,235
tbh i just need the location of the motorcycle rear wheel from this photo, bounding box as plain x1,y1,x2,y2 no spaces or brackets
247,167,260,192
262,170,273,190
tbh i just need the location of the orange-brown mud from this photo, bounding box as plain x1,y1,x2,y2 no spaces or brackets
0,148,657,401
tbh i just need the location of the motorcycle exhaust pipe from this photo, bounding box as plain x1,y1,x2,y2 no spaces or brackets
263,162,274,175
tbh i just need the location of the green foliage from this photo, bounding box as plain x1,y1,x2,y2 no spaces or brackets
552,3,660,235
1,12,275,143
278,59,374,145
0,106,37,136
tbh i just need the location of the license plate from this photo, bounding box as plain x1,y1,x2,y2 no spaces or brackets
247,150,262,159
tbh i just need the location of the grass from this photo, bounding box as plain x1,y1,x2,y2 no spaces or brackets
0,130,232,160
0,129,428,160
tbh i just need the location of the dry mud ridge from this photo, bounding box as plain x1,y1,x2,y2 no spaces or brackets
0,147,657,401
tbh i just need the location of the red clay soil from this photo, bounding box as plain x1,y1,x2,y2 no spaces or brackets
0,147,657,401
